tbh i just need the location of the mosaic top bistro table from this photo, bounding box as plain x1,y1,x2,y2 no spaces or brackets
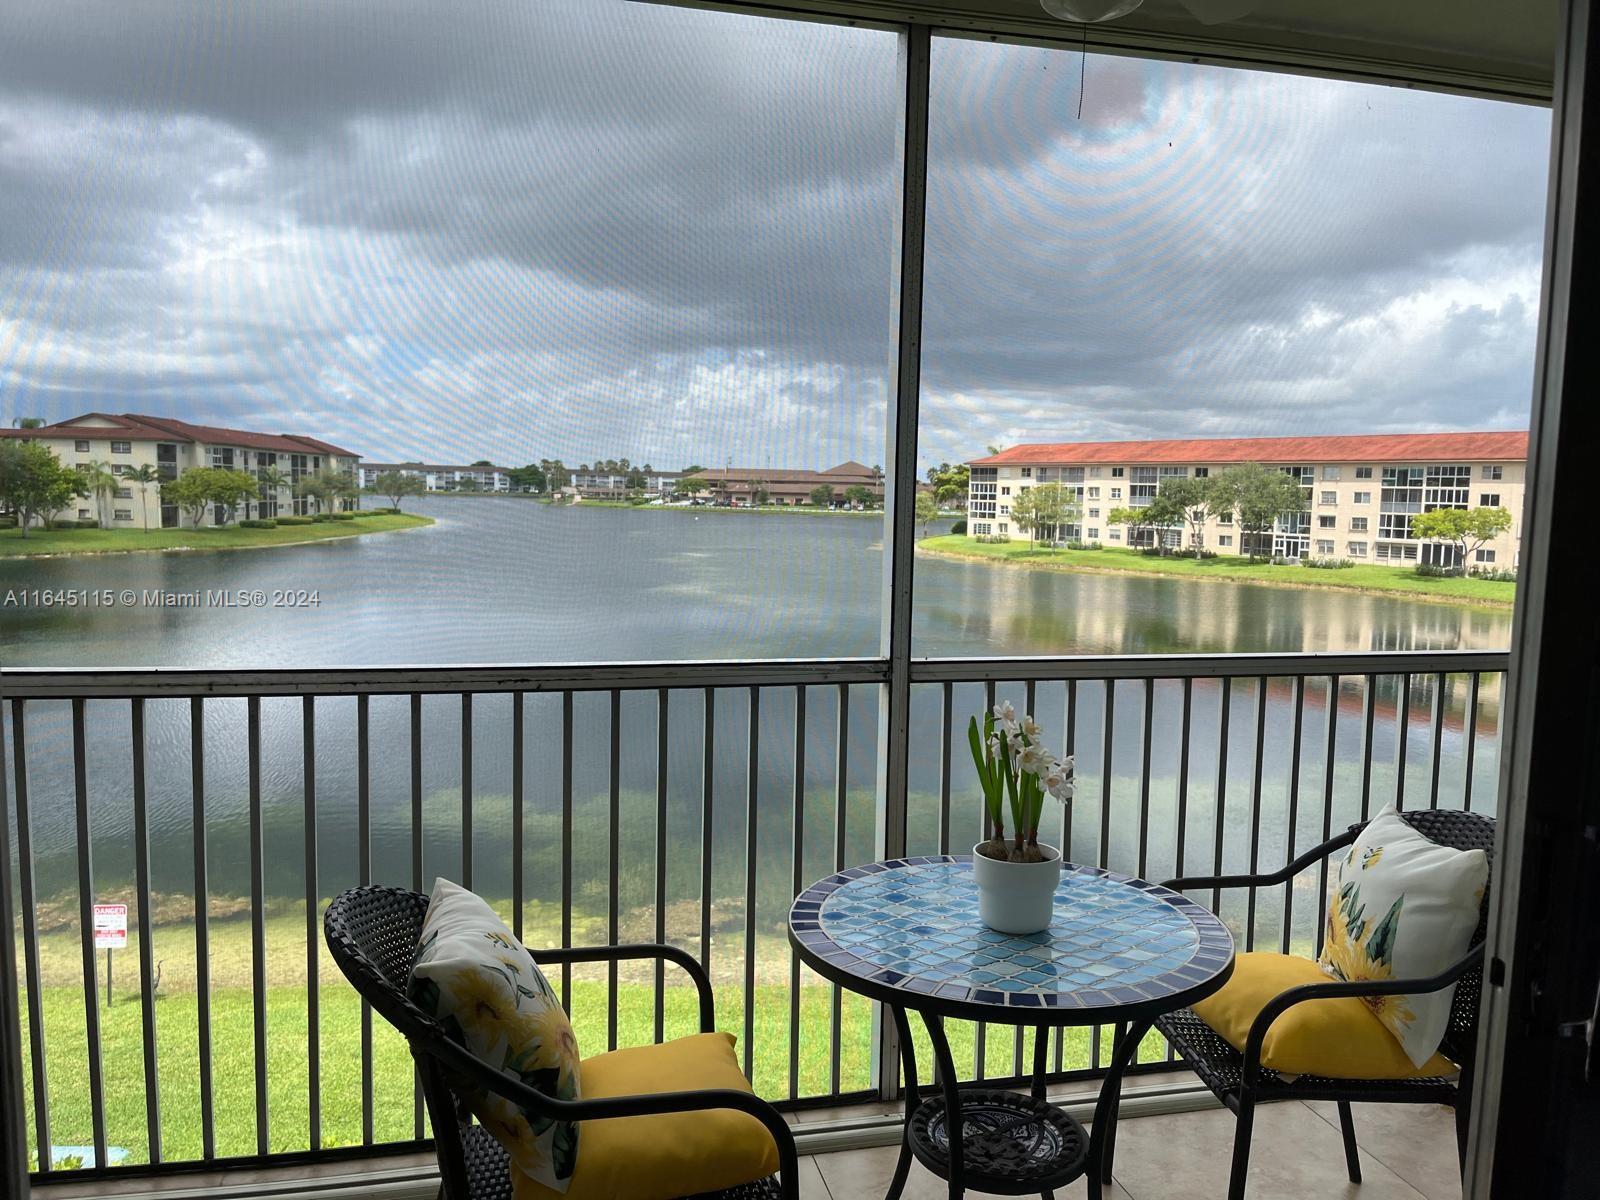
787,855,1235,1200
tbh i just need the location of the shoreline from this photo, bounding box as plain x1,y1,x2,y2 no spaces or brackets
916,538,1516,610
0,513,434,560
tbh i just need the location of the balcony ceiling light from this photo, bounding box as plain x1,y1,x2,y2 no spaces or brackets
1040,0,1257,25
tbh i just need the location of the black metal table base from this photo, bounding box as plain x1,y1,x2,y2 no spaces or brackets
883,1005,1154,1200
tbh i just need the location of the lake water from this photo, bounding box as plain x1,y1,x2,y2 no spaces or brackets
2,498,1510,940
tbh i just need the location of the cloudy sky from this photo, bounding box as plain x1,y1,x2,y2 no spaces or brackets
0,0,1551,472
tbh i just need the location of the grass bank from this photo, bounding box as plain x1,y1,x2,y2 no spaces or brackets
918,536,1516,608
0,513,434,559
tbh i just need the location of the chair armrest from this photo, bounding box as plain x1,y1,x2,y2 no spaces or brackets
1239,943,1485,1081
422,1032,800,1200
535,943,715,1033
1163,829,1357,894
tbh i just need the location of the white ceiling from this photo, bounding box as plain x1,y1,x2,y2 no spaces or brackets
715,0,1559,100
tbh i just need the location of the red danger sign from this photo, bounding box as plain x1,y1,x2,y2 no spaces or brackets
93,903,128,950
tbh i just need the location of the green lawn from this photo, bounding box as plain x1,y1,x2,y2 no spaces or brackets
919,535,1515,606
0,513,433,558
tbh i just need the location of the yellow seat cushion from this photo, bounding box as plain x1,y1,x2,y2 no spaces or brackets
511,1032,779,1200
1190,952,1457,1080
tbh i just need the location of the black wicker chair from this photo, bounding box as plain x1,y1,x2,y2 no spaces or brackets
1107,809,1494,1200
323,884,798,1200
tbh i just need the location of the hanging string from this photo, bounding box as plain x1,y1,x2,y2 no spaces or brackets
1078,22,1087,120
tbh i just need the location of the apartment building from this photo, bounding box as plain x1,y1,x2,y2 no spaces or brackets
358,461,513,493
570,467,682,498
1,412,360,528
693,461,885,506
966,432,1528,569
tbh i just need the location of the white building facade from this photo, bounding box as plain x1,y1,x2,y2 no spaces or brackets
359,462,512,493
967,432,1528,569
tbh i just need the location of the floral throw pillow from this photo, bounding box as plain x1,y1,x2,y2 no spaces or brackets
1318,807,1489,1069
409,878,581,1192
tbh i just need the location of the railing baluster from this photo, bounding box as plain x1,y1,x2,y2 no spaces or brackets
830,683,848,1098
1281,676,1305,957
512,693,524,942
1393,672,1412,810
303,696,320,1150
461,693,473,890
1359,674,1377,820
410,693,424,1141
1099,679,1114,871
1137,678,1154,881
700,687,714,984
1168,676,1194,1064
789,685,806,1100
979,679,996,1080
609,690,622,1053
1211,678,1232,916
1055,678,1077,1075
1016,679,1036,1081
938,682,952,855
562,691,575,1012
249,697,269,1155
10,700,50,1170
358,694,373,1146
1316,676,1340,958
1245,678,1267,952
191,696,215,1160
1428,672,1446,810
655,689,669,1046
1463,672,1482,812
743,686,759,1078
72,699,108,1169
131,699,162,1163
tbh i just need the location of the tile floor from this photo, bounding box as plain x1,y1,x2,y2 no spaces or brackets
803,1098,1462,1200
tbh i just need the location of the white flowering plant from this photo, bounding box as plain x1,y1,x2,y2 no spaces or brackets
967,701,1075,863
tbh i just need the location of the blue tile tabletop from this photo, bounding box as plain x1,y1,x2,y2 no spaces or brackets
787,856,1233,1018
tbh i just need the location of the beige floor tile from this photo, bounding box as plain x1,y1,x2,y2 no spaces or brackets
812,1142,1135,1200
1304,1101,1462,1200
1107,1101,1427,1200
798,1154,834,1200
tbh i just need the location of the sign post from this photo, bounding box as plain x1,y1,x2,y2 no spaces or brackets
93,904,128,1009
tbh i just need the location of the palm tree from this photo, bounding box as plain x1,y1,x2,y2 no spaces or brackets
257,466,290,516
131,464,161,531
80,460,119,527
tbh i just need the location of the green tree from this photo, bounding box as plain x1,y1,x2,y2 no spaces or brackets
372,470,426,510
681,464,707,476
843,484,873,509
915,490,940,536
540,460,571,491
674,475,710,499
12,417,46,429
1411,506,1513,567
295,466,348,514
749,481,770,505
162,468,218,528
77,459,119,526
1207,464,1307,560
131,463,162,531
809,484,836,508
1159,476,1212,551
207,468,261,525
471,459,493,467
625,466,647,490
1028,482,1080,546
256,465,291,513
0,441,82,538
1010,487,1039,544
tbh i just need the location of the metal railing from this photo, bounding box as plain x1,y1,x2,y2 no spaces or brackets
1,649,1506,1182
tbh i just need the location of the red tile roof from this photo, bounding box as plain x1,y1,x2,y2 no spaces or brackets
969,432,1528,467
0,412,360,458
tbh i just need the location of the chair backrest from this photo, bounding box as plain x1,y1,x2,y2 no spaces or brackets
1389,809,1497,1069
324,885,476,1198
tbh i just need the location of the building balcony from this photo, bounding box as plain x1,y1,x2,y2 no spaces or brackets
3,649,1500,1199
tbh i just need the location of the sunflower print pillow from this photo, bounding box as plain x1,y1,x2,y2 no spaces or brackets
410,878,581,1192
1318,807,1488,1070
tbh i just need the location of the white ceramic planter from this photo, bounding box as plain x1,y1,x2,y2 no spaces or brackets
972,841,1062,934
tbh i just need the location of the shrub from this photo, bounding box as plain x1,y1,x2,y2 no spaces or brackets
0,516,16,528
276,515,314,526
330,511,356,521
311,513,334,523
1169,548,1218,560
1303,556,1355,570
368,506,399,515
1414,562,1465,578
975,533,1011,544
949,519,967,535
1063,539,1102,551
1469,566,1518,582
78,518,99,528
239,518,277,529
50,518,98,529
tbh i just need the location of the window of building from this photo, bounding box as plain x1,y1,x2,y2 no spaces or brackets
1316,539,1335,554
1318,514,1336,528
1477,548,1497,563
1000,486,1010,496
1087,507,1099,518
1376,541,1420,561
1481,493,1501,507
1021,467,1031,477
1423,463,1471,508
1347,541,1368,557
999,504,1009,514
1110,467,1125,477
1087,528,1098,539
1321,466,1341,480
1089,467,1102,479
1355,467,1373,479
1217,535,1233,547
1320,490,1337,505
1087,487,1099,499
1110,487,1122,500
1378,512,1414,539
211,447,235,468
111,440,132,454
78,508,91,519
1353,491,1371,504
1217,512,1233,524
1109,529,1121,540
998,522,1008,534
1193,467,1208,478
1350,516,1368,532
1483,465,1503,480
115,487,132,499
114,508,133,521
74,439,90,452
